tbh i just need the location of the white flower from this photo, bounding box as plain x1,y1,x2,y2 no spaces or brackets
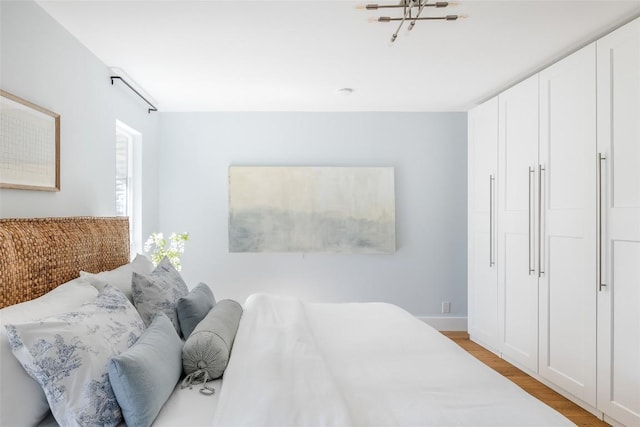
144,232,189,271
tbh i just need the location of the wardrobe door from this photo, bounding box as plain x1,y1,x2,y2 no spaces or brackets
596,17,640,427
497,75,539,372
468,97,499,352
538,43,597,406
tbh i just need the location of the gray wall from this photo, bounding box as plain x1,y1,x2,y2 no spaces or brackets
1,0,469,318
159,112,468,317
0,0,160,240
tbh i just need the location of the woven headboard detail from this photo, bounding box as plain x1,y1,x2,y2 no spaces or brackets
0,217,130,309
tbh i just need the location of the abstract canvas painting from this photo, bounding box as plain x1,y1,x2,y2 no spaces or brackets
229,166,396,253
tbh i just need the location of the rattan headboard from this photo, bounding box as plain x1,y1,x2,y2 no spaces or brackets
0,217,130,309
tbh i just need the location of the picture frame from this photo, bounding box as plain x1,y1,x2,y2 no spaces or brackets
0,90,60,191
229,166,396,253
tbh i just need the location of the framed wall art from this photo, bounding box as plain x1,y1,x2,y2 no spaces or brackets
0,90,60,191
229,166,396,254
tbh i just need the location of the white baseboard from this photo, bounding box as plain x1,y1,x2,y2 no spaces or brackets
418,316,467,331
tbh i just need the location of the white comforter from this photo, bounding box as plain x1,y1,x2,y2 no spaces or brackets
214,294,574,427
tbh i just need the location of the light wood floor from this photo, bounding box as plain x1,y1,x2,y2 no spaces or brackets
441,331,610,427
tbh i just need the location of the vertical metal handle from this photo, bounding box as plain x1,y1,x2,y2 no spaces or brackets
538,165,545,277
528,167,535,275
489,174,495,267
598,153,606,291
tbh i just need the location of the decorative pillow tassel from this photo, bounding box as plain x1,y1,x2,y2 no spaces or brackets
180,368,215,396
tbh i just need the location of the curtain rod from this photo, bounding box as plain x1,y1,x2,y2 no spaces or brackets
110,75,157,114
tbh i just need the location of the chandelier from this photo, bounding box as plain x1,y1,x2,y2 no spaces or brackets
359,1,465,43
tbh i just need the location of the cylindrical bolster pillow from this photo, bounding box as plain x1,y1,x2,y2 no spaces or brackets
182,299,243,380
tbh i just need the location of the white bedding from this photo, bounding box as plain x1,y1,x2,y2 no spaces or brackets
152,380,222,427
38,381,223,427
214,294,574,427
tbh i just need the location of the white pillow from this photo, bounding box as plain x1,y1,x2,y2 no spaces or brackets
80,253,154,302
0,278,99,427
5,285,145,427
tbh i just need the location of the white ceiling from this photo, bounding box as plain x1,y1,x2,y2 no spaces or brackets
36,0,640,112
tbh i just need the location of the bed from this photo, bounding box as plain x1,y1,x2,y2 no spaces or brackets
0,217,575,427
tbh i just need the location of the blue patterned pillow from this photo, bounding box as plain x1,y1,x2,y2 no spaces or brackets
4,285,145,427
132,257,189,335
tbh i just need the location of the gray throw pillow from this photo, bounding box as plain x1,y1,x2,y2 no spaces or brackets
177,283,216,339
108,313,183,427
182,300,243,380
131,257,189,335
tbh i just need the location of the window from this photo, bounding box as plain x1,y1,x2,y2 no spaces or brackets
115,127,132,217
115,120,142,256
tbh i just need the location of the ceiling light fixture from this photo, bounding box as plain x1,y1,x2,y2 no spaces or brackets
358,1,466,43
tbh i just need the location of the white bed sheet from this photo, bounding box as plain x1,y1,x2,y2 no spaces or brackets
153,379,222,426
37,379,222,427
214,293,575,427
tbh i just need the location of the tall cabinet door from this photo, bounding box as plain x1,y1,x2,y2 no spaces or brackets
538,43,597,406
468,97,499,352
497,75,539,372
596,17,640,427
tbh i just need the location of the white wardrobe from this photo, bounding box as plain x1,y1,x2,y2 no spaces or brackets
467,17,640,427
467,97,499,352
